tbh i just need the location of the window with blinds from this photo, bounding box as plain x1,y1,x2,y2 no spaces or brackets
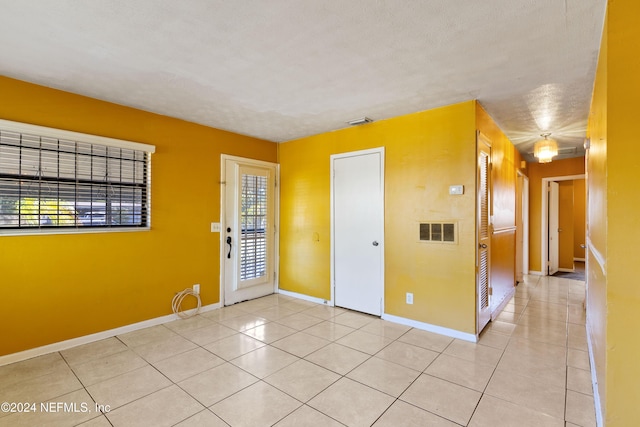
240,173,268,281
0,119,154,233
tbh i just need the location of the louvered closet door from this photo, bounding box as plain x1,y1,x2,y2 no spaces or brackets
477,134,492,333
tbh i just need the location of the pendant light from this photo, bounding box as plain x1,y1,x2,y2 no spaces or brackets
534,133,558,163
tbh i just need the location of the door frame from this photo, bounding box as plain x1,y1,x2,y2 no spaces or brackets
330,147,385,312
540,174,585,276
548,181,560,275
220,154,280,305
522,174,530,275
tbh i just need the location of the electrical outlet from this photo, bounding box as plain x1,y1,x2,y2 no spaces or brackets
406,292,413,304
193,284,200,295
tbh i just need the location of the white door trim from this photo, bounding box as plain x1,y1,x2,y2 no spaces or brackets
220,154,280,305
330,147,385,313
540,174,585,276
548,181,560,275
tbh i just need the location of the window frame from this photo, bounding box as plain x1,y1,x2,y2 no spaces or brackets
0,119,155,236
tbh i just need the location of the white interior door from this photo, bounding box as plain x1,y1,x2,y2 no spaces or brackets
548,181,560,275
222,156,278,305
477,134,492,332
332,148,384,316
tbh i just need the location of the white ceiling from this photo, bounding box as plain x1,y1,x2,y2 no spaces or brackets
0,1,606,161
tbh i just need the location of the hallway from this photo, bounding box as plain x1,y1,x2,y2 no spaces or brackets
0,274,595,426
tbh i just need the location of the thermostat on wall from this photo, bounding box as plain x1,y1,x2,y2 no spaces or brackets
449,185,464,195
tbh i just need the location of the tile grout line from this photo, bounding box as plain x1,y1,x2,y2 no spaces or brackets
3,285,594,426
466,276,535,426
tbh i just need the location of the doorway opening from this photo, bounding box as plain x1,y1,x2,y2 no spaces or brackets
541,174,586,277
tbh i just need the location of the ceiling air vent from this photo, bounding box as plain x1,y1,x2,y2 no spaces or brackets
419,222,456,243
558,147,577,155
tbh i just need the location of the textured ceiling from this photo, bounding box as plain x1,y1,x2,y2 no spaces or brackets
0,0,606,161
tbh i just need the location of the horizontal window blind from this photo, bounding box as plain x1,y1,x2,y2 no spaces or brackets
0,121,153,232
240,174,268,281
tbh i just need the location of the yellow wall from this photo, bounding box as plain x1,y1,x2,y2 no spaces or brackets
0,84,522,352
279,101,478,333
527,157,585,272
573,179,586,259
0,76,277,356
588,2,640,424
558,181,575,269
586,11,608,420
279,100,520,335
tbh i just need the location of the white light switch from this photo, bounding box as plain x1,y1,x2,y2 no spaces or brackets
449,185,464,195
211,222,221,232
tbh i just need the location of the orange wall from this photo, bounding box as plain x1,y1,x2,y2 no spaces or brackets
0,76,277,356
527,157,585,272
279,101,478,333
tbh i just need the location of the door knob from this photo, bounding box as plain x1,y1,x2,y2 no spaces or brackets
372,241,379,246
226,236,232,258
479,243,487,249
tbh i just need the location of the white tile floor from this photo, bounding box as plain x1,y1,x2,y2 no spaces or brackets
0,274,596,426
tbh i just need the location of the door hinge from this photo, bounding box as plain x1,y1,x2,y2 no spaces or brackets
488,287,493,296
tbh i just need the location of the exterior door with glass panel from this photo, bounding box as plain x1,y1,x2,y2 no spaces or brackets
222,156,277,305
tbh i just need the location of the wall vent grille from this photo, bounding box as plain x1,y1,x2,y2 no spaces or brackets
419,222,456,243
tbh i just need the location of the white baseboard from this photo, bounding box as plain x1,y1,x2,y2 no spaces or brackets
559,268,575,273
279,290,478,343
277,289,331,306
574,258,586,262
382,313,477,343
527,270,544,276
0,302,221,367
586,316,604,427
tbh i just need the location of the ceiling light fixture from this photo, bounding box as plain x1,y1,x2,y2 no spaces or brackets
534,133,558,163
347,117,373,126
